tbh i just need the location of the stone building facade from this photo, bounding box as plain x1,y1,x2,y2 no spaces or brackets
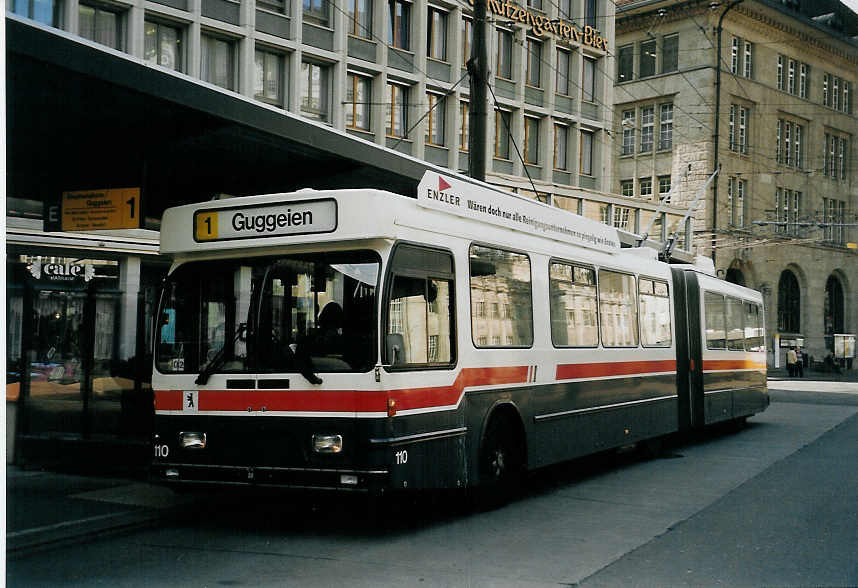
614,0,858,369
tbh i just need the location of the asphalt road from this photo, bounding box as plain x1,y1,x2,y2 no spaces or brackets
7,385,858,587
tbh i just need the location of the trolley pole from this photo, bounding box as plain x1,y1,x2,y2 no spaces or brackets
467,0,489,182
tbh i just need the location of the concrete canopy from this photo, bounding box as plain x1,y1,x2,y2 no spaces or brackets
6,17,443,227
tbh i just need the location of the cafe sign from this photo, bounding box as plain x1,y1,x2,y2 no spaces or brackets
469,0,609,51
27,258,95,283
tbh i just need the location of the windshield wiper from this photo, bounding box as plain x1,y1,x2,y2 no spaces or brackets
196,323,246,385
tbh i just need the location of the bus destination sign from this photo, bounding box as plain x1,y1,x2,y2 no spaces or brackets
60,187,141,231
194,199,338,242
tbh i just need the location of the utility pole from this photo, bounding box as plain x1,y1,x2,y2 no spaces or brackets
467,0,489,182
712,0,744,266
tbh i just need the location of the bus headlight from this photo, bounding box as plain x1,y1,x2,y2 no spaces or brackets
312,434,343,454
179,431,207,450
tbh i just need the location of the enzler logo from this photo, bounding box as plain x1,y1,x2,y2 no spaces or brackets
28,259,95,282
424,176,461,207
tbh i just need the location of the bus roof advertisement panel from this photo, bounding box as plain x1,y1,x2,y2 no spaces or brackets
416,172,621,252
193,199,337,243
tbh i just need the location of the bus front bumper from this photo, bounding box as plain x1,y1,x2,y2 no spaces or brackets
151,462,390,493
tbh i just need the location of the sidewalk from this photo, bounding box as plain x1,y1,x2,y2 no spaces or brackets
5,465,189,555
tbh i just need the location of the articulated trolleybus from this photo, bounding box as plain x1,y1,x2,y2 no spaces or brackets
152,172,768,499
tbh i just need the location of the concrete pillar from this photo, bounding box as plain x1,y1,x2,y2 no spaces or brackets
118,256,142,361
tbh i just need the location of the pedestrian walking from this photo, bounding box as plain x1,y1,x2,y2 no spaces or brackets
787,347,797,377
795,347,804,378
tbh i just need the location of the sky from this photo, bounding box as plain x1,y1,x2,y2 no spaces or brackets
844,0,858,14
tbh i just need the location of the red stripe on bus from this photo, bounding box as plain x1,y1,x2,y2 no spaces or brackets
556,360,677,380
154,366,530,413
154,389,183,410
703,360,766,371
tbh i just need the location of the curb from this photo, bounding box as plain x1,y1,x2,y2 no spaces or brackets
6,509,164,556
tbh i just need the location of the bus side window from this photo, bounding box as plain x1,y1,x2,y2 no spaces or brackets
704,292,726,349
385,245,456,368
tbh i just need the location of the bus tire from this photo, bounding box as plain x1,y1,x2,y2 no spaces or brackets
474,412,525,510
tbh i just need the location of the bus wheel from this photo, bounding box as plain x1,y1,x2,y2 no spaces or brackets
475,414,524,510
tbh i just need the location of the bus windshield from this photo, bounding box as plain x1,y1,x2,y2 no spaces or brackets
156,251,379,377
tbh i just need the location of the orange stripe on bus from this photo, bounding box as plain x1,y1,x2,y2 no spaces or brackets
703,360,766,371
556,360,677,380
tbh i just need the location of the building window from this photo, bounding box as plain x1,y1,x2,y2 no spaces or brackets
461,18,472,65
618,44,633,81
558,0,571,18
659,103,673,150
839,137,848,181
526,38,542,88
823,73,830,107
833,76,841,110
582,56,595,103
426,92,446,146
729,104,748,154
494,109,511,159
639,177,652,200
554,123,568,170
386,82,408,138
640,105,654,153
201,35,235,91
777,55,784,91
662,34,678,74
730,37,739,74
776,119,782,163
300,61,329,122
787,59,795,95
346,72,372,131
784,121,791,166
621,180,633,197
556,49,571,95
427,7,447,61
10,0,59,25
527,0,543,11
843,81,852,114
579,130,593,176
743,41,752,78
348,0,372,38
254,49,284,106
658,175,671,199
794,123,802,168
460,101,469,151
496,27,513,79
639,39,656,78
79,3,124,50
777,270,800,333
799,62,808,99
613,206,631,230
145,20,182,72
524,116,539,165
736,178,746,227
621,110,635,156
388,0,410,50
304,0,329,26
585,0,596,28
